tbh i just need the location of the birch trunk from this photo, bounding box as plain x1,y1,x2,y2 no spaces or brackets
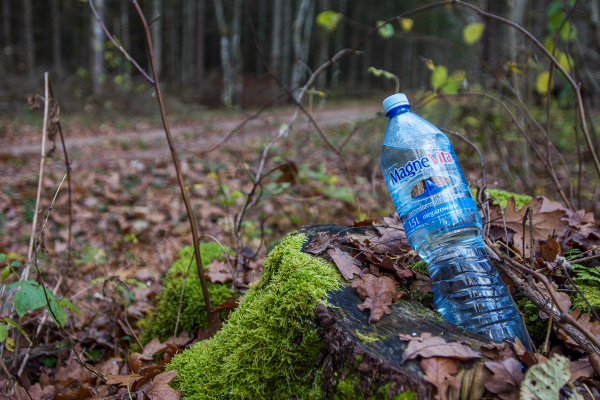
213,0,233,106
231,0,243,106
90,0,105,95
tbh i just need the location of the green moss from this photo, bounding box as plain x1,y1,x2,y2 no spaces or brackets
569,284,600,316
138,242,234,345
469,188,532,209
516,298,547,347
356,330,380,344
409,260,428,275
166,233,342,399
393,392,416,400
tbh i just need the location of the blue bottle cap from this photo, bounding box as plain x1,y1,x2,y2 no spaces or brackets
382,93,410,114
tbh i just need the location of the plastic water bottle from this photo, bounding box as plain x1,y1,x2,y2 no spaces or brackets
380,93,529,347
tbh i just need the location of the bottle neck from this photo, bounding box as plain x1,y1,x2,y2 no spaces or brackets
386,105,411,118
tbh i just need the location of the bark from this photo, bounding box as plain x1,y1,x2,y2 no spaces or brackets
347,0,360,93
331,0,346,89
299,224,499,400
317,0,330,90
152,0,163,77
166,5,179,84
23,0,34,77
213,0,232,106
271,0,283,77
120,1,131,80
291,0,311,93
231,0,243,106
590,0,600,54
196,0,205,83
483,0,501,70
90,0,105,96
281,0,293,87
51,0,63,76
507,0,527,92
256,0,267,76
182,0,195,85
2,0,9,47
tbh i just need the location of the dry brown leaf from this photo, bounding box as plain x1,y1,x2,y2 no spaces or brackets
557,312,600,352
305,232,335,254
140,337,169,361
484,357,524,400
106,374,144,388
145,370,182,400
589,353,600,376
489,196,569,258
399,332,481,363
562,209,596,229
541,236,561,262
420,357,462,400
539,291,571,320
206,260,233,284
198,315,223,341
328,247,362,280
480,342,515,361
570,358,595,382
409,272,432,294
351,274,398,323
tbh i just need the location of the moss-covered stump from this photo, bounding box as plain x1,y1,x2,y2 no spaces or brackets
138,242,234,345
166,225,499,400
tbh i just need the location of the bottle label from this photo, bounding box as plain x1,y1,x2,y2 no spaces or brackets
402,196,478,237
388,151,454,186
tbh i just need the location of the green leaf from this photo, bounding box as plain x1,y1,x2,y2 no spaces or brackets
557,51,573,73
59,298,82,316
376,20,394,39
535,71,553,94
547,10,565,31
14,281,47,317
0,325,6,342
316,11,342,32
367,66,383,77
520,355,571,400
1,266,9,282
48,295,66,327
559,22,577,42
462,22,485,45
0,254,6,261
4,317,31,342
430,65,448,90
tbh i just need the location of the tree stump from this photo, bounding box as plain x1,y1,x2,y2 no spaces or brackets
301,224,498,400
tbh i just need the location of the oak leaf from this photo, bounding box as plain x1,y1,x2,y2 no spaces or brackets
328,247,362,280
399,332,481,363
569,358,595,383
305,232,335,254
540,236,561,262
206,260,233,284
145,370,181,400
419,357,462,400
556,310,600,352
489,196,569,258
484,357,524,400
539,290,571,320
351,274,398,322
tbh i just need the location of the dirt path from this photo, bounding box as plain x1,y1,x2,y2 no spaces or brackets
0,105,381,157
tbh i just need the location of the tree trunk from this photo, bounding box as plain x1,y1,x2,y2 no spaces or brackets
152,0,162,78
300,0,315,82
2,0,10,47
331,0,346,90
23,0,34,77
590,0,600,55
231,0,243,106
317,0,330,90
167,5,179,85
213,0,232,106
281,0,293,87
291,0,311,93
347,0,360,94
51,0,63,76
182,0,195,85
196,0,205,83
90,0,105,96
256,0,267,76
120,0,131,81
271,0,283,77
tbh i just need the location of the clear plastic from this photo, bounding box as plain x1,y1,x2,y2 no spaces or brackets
381,105,529,347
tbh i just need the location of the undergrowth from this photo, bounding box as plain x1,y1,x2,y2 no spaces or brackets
138,242,234,345
166,233,342,400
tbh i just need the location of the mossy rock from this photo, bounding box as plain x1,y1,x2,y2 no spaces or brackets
469,187,532,209
166,226,499,400
138,242,235,345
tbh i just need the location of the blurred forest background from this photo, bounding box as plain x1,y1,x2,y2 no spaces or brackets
2,1,600,397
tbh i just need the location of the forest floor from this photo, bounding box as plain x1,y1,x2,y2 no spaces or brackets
1,100,600,399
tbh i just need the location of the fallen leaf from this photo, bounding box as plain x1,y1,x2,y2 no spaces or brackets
420,356,462,400
399,332,481,363
556,312,600,352
562,209,596,229
520,355,572,400
305,232,335,254
570,358,595,382
480,342,515,361
409,272,432,294
197,315,222,341
540,236,561,262
145,370,182,400
140,337,169,361
106,374,144,388
206,260,233,284
589,353,600,376
489,197,569,258
484,357,524,400
328,247,362,280
539,290,571,320
351,274,398,323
